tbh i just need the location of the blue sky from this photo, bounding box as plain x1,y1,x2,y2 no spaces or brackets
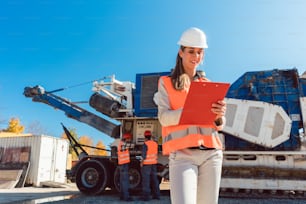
1,0,306,147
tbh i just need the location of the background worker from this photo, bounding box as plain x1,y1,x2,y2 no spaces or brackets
156,27,227,204
140,130,161,201
117,132,133,201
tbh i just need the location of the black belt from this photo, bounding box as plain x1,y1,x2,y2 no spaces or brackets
188,146,215,151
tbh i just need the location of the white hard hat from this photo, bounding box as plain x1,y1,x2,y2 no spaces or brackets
177,27,208,48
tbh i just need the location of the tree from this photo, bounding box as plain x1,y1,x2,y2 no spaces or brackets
94,140,108,156
79,135,93,155
61,128,108,159
26,121,47,135
4,117,24,133
61,128,79,161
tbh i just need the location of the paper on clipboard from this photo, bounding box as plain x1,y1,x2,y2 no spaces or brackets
179,81,230,127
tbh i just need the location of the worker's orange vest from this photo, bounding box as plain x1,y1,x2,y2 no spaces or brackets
160,76,223,155
117,141,130,165
143,140,158,165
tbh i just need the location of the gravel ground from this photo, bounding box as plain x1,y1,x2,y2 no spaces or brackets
41,194,306,204
1,182,306,204
39,189,306,204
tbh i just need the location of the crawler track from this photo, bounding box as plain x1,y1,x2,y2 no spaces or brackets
220,188,306,199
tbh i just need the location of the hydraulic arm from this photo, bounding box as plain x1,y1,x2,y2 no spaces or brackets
24,85,120,138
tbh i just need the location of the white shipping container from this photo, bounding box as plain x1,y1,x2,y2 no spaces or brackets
0,135,69,187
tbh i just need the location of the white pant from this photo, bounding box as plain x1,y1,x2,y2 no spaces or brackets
169,149,223,204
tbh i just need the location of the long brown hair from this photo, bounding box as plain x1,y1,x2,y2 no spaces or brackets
170,46,188,90
170,46,206,90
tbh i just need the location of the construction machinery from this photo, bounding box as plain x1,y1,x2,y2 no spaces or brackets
24,68,306,196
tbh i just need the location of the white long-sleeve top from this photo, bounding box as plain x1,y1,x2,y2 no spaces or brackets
155,77,225,130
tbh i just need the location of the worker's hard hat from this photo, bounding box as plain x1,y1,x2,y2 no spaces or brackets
144,130,152,137
123,133,132,139
177,27,208,48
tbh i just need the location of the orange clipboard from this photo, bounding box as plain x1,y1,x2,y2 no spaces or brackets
179,81,230,127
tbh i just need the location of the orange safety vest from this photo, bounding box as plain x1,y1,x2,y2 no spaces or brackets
160,76,223,155
143,140,158,165
117,140,130,165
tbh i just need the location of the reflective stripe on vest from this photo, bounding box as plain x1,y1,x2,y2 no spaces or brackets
143,140,158,165
160,76,223,155
117,141,130,165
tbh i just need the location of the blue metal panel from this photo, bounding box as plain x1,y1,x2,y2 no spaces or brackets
224,68,302,150
134,71,170,117
298,77,306,97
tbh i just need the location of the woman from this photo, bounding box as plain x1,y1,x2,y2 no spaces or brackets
157,27,226,204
